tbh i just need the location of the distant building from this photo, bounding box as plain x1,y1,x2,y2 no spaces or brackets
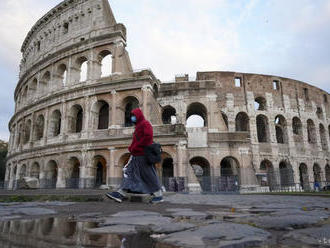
5,0,330,192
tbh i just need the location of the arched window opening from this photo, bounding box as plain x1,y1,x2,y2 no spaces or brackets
279,161,294,187
57,64,67,86
40,71,50,94
254,97,267,111
325,164,330,183
313,163,321,183
23,86,28,103
307,119,317,144
275,115,287,144
49,110,61,137
319,124,328,151
316,107,323,119
235,112,249,132
256,115,269,143
23,120,32,144
30,162,40,179
221,112,228,131
292,117,302,136
98,102,109,130
190,157,211,192
99,50,112,77
94,156,107,187
299,163,309,190
34,115,44,141
258,160,276,190
162,106,176,124
76,57,88,82
186,102,208,128
43,160,58,189
68,105,83,133
19,164,26,179
30,78,38,97
124,97,139,127
67,157,80,189
220,157,240,192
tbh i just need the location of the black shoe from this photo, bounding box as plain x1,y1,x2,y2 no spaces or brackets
105,192,125,203
150,196,164,204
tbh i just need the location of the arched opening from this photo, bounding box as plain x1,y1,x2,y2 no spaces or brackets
62,221,77,238
235,112,250,132
23,120,31,144
292,117,303,143
44,160,58,189
319,124,328,151
299,163,310,190
221,112,229,131
123,97,139,127
259,160,276,190
68,105,83,133
49,110,61,137
67,157,80,188
255,97,267,111
41,218,54,236
190,157,211,192
186,102,208,127
76,57,88,82
30,78,38,97
99,50,112,77
30,162,40,179
316,107,323,119
279,161,294,187
313,163,321,183
57,64,67,86
219,157,240,191
162,106,176,124
275,115,288,144
94,156,107,187
34,115,44,141
40,71,50,94
91,100,110,130
19,164,26,179
22,86,28,103
307,119,317,144
256,114,270,143
325,164,330,183
161,155,174,191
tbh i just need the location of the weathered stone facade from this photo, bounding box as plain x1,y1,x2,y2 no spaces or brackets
5,0,330,192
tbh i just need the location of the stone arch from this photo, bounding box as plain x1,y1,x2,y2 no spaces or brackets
30,162,40,179
299,163,310,190
123,96,139,127
255,96,267,110
93,155,107,187
162,105,176,124
189,156,211,192
57,64,67,86
316,106,323,119
42,160,58,189
325,164,330,183
275,115,288,144
68,104,83,133
23,119,32,144
29,78,38,97
259,160,276,190
118,153,131,167
19,164,27,179
33,114,44,141
40,71,50,94
91,100,110,130
235,112,249,132
160,152,174,191
76,56,88,82
49,110,61,137
219,156,240,191
319,124,328,151
256,114,270,143
307,119,317,144
292,117,303,143
313,163,321,183
279,160,294,187
186,102,208,127
66,157,80,188
99,50,112,77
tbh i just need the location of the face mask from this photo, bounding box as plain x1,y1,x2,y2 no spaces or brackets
131,115,137,123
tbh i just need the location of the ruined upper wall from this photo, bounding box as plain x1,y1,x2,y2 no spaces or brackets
19,0,122,78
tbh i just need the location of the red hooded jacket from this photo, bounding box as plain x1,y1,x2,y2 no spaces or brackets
128,108,153,156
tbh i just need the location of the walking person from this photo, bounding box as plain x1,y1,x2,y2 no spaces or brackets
106,108,163,203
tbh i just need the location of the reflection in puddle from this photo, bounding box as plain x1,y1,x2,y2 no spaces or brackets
0,218,177,248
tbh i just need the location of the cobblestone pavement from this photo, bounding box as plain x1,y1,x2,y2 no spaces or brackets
0,193,330,247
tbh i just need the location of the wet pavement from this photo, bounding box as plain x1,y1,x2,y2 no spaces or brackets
0,193,330,247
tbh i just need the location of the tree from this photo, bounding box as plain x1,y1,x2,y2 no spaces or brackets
0,140,8,181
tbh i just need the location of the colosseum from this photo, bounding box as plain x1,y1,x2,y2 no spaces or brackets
4,0,330,193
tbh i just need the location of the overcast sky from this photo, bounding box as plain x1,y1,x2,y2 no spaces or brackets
0,0,329,141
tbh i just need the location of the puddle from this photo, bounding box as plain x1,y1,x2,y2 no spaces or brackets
0,218,178,248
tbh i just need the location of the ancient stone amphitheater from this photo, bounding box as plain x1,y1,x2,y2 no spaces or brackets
5,0,330,192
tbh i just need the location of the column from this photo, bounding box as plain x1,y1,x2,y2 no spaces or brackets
110,90,118,128
108,147,118,189
176,140,187,192
142,85,151,117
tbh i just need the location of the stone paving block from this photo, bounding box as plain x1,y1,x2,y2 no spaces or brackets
87,225,137,235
